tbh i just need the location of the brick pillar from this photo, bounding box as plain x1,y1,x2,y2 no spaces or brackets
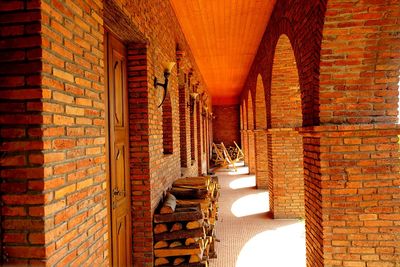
196,104,203,175
301,125,400,267
248,130,256,174
255,129,268,189
127,44,153,266
178,84,189,167
0,2,46,265
243,130,249,167
267,128,305,219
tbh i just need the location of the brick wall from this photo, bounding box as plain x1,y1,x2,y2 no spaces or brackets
178,71,189,167
177,52,200,178
126,43,153,265
0,1,44,265
320,0,400,125
240,0,400,265
0,0,210,266
212,105,240,147
254,75,268,188
301,125,400,266
109,1,208,264
267,129,304,219
40,0,107,265
246,95,256,174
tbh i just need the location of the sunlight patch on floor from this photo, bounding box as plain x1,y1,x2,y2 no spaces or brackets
229,177,256,189
231,192,269,217
236,222,306,267
227,162,248,175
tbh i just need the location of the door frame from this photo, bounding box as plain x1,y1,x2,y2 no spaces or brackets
104,28,133,266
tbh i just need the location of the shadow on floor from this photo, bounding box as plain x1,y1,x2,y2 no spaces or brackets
210,163,306,267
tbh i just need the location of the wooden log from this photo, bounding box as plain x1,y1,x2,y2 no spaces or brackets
154,244,203,257
154,227,205,242
189,254,202,263
169,240,182,248
169,187,208,199
154,208,203,223
177,199,211,211
173,257,185,265
175,206,200,212
154,223,168,234
160,193,177,214
173,177,210,187
154,240,169,249
166,263,208,267
186,220,203,230
170,222,183,232
185,237,199,246
154,257,169,266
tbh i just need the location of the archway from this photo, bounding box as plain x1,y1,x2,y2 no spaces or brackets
268,34,304,219
254,74,268,188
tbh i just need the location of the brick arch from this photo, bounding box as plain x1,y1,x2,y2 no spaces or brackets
255,74,267,129
247,91,255,130
307,1,400,266
263,32,305,220
254,74,269,188
246,1,326,127
270,34,302,128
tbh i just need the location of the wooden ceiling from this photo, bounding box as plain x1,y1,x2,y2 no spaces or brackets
170,0,276,105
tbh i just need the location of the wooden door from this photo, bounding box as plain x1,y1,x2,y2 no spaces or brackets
106,32,132,267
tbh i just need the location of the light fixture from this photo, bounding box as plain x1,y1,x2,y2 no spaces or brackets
202,105,208,116
187,92,199,113
154,62,175,108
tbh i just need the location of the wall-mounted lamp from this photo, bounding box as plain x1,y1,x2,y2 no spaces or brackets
202,105,208,117
154,62,175,108
187,92,199,113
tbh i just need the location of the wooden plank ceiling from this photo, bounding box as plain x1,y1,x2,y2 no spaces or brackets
170,0,276,105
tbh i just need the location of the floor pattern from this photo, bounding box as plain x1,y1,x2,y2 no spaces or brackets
209,163,306,267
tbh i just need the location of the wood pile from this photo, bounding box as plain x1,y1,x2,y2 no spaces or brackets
153,176,220,266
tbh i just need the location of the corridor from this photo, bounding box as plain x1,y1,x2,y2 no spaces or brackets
210,163,306,267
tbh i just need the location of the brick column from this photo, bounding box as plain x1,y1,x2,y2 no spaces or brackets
255,129,268,189
301,125,400,267
267,128,305,219
127,44,152,266
243,130,249,168
248,130,256,174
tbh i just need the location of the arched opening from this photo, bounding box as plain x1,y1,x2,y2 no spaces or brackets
247,92,256,174
255,75,267,129
271,35,302,128
268,34,304,219
254,74,268,188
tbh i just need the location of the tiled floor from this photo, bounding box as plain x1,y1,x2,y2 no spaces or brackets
209,163,306,267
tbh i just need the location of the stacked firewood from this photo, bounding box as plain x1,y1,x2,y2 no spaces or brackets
153,176,219,266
